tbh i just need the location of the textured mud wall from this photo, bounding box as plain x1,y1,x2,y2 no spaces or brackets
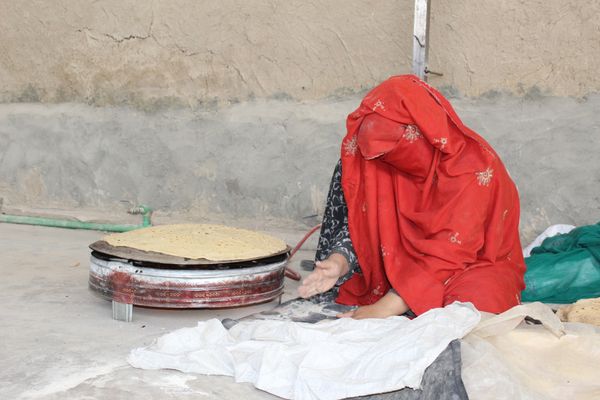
429,1,600,97
1,0,599,105
0,0,411,107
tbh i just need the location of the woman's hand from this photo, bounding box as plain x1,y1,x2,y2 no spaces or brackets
337,290,409,319
298,253,349,298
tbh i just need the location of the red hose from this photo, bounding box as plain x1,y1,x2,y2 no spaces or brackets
284,224,322,281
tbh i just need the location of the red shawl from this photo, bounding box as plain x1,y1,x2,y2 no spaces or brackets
337,75,525,315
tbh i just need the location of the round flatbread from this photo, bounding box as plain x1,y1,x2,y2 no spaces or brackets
557,297,600,326
103,224,288,262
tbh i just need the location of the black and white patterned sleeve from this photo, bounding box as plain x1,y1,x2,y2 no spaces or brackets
314,160,361,286
329,220,360,286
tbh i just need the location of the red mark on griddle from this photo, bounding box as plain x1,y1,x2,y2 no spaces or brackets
90,268,284,308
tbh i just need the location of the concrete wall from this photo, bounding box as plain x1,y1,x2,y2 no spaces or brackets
1,94,599,241
1,1,599,241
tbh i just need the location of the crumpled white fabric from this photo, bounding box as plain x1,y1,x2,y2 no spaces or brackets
462,302,600,400
128,302,480,400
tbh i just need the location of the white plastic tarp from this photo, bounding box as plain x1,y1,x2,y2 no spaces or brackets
128,302,480,400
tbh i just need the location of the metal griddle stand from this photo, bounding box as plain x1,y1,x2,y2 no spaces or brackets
88,240,290,322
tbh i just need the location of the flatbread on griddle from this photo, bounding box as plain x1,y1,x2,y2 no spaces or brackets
104,224,287,262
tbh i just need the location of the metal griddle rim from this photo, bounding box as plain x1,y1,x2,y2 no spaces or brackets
90,248,290,270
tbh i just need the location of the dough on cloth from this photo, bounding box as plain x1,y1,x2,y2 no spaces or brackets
104,224,287,262
557,297,600,326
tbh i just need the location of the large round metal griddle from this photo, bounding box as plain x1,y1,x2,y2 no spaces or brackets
88,238,291,309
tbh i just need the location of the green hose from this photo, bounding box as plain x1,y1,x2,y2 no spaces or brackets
0,204,153,232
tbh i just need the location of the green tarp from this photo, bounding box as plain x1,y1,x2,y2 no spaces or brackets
522,222,600,304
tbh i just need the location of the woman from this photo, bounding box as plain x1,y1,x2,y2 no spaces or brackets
298,75,526,319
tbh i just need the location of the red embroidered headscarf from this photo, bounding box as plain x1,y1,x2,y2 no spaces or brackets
337,75,525,315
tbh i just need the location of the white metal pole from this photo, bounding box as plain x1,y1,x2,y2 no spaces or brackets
412,0,431,81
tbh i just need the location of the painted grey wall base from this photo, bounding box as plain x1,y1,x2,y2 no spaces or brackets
0,99,352,226
1,95,599,242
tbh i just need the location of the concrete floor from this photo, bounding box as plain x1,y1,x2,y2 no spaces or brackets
0,223,315,400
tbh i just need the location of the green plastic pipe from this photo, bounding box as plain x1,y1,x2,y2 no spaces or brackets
0,204,153,232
